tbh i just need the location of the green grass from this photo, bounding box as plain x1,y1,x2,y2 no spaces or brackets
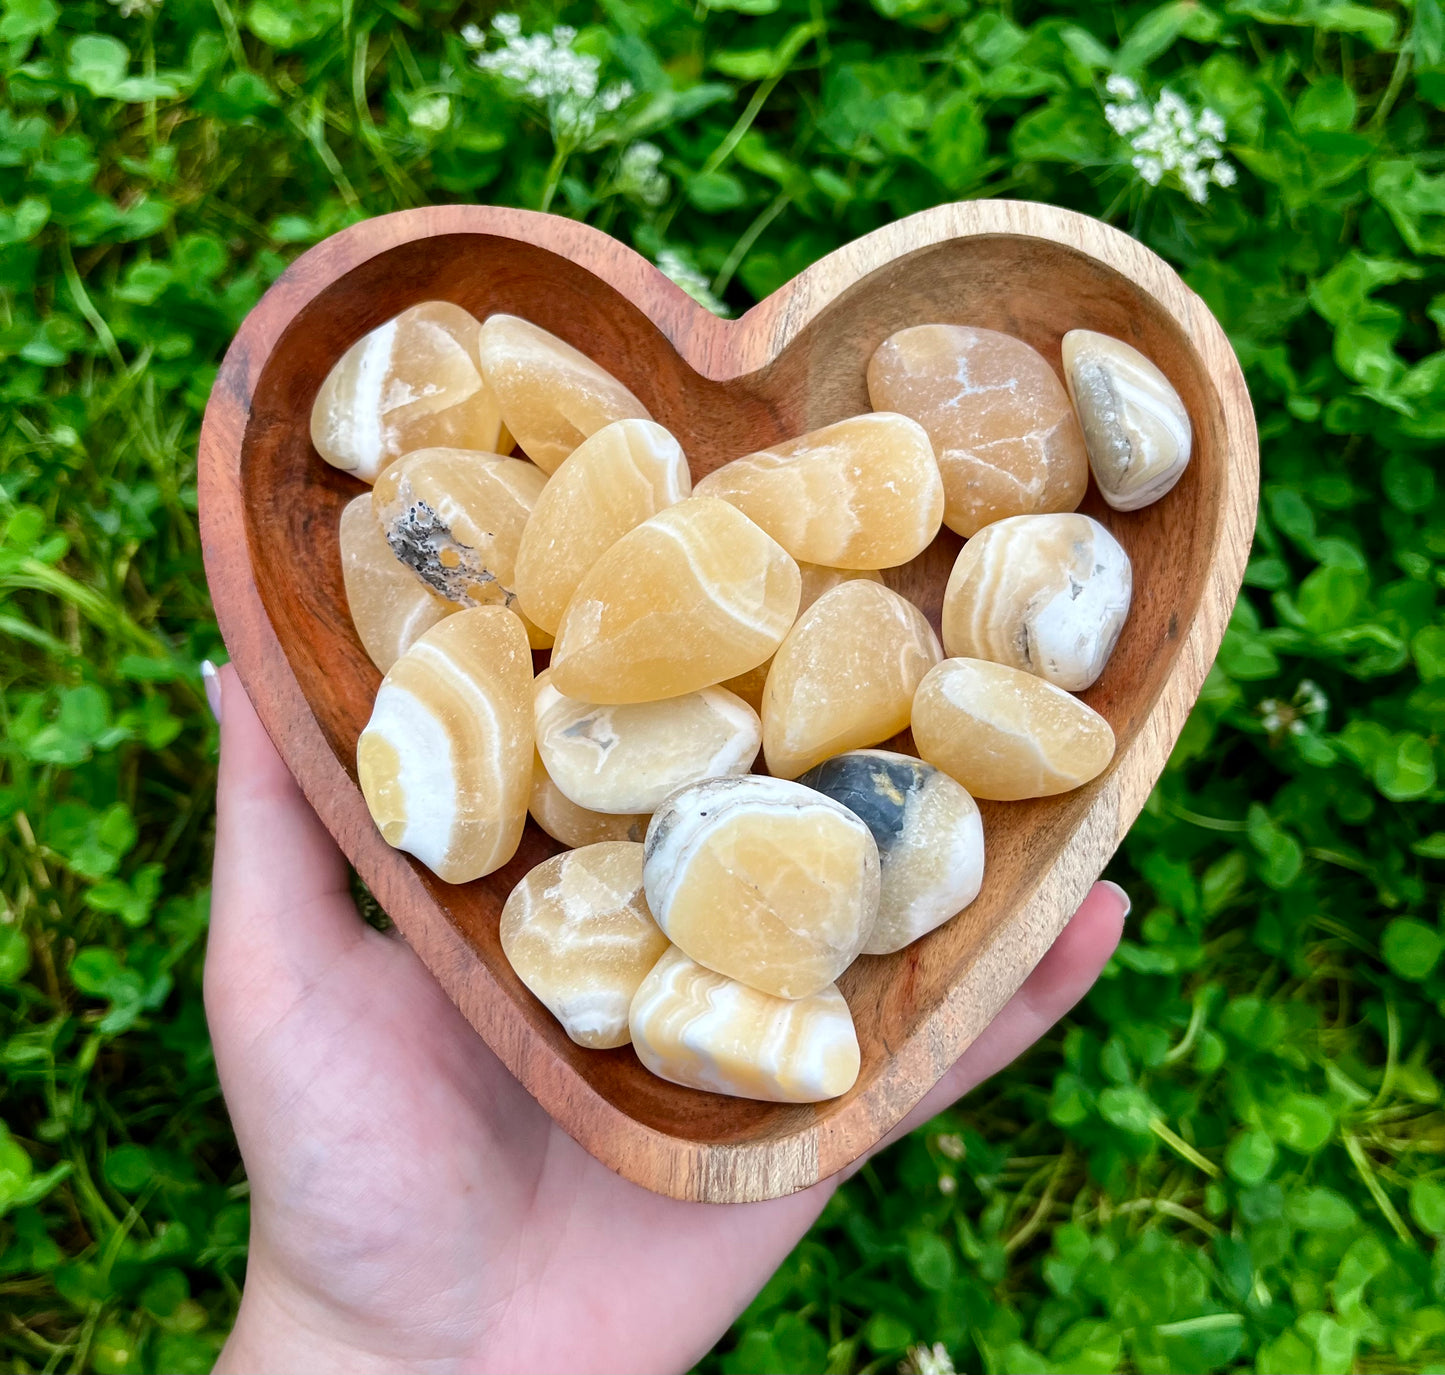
1,0,1443,1370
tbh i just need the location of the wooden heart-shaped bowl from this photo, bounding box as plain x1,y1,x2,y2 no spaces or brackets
199,200,1256,1203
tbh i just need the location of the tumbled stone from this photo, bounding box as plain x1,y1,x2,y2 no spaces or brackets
798,750,984,954
500,842,667,1050
338,493,454,673
533,669,760,815
311,301,504,483
529,751,649,849
357,606,533,883
941,513,1131,692
514,419,691,636
643,775,880,1000
694,413,943,569
477,313,651,474
550,497,801,705
763,580,942,780
1062,329,1192,511
371,447,552,648
867,324,1088,536
912,658,1116,800
630,947,860,1102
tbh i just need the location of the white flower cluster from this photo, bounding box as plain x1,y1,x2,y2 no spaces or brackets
108,0,162,16
1259,679,1329,739
616,142,669,207
655,248,728,316
902,1342,957,1375
1104,75,1237,205
464,13,633,145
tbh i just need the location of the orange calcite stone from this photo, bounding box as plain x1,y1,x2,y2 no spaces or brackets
867,324,1088,536
549,497,802,705
528,752,649,849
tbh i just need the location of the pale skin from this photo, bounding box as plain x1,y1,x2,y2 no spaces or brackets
205,663,1128,1374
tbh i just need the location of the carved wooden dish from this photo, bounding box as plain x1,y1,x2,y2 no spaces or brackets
198,200,1257,1203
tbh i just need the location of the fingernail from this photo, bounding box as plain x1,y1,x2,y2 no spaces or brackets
201,660,222,724
1100,879,1132,919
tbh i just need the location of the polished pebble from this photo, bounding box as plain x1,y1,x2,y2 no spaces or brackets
912,658,1116,799
357,606,533,884
310,301,504,483
763,580,942,780
500,843,667,1049
798,750,984,954
550,497,801,704
630,946,860,1102
941,513,1131,692
867,324,1088,536
643,776,880,1000
528,751,649,849
1062,329,1192,511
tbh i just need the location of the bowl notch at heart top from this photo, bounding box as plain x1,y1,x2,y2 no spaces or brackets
199,200,1257,1203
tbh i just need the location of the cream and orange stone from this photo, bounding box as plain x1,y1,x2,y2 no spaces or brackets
867,324,1088,536
763,580,942,780
694,413,943,569
912,658,1116,800
533,669,760,815
549,497,801,704
310,302,504,483
941,513,1132,692
630,947,860,1102
500,843,667,1050
338,493,455,673
477,313,651,474
371,447,552,648
514,419,691,635
357,606,533,884
528,752,649,849
1062,329,1192,511
643,776,880,1000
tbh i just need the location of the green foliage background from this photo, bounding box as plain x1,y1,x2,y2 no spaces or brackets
1,0,1443,1369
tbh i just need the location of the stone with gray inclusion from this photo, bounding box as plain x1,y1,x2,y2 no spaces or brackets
798,750,984,955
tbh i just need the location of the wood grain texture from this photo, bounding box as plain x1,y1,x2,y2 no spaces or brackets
197,200,1258,1203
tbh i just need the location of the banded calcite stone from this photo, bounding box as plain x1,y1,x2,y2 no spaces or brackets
500,843,667,1049
533,669,760,814
941,513,1132,692
371,447,552,649
1062,329,1192,511
514,418,691,636
357,606,533,883
310,302,504,483
529,751,649,849
630,947,860,1102
643,776,880,999
867,324,1088,536
477,314,651,474
338,493,454,673
798,750,984,955
694,413,944,569
550,497,802,705
763,580,943,780
912,658,1116,800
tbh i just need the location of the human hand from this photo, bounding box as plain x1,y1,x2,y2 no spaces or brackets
204,663,1127,1374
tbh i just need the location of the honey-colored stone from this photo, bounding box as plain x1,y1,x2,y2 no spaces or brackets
763,580,942,780
310,302,504,483
528,751,649,848
371,447,552,649
357,606,533,883
941,513,1131,692
477,314,651,475
550,497,801,705
630,946,860,1102
867,324,1088,536
1062,329,1192,511
338,493,454,673
534,669,760,815
643,776,880,999
912,658,1116,800
694,413,943,569
798,750,984,954
514,419,691,636
500,842,667,1049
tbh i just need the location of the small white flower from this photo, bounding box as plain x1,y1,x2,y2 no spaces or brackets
655,247,728,315
1132,153,1164,186
937,1174,957,1195
408,95,452,134
1106,74,1140,100
1199,107,1227,141
1104,81,1235,205
460,21,486,46
617,141,669,206
902,1342,957,1375
934,1132,966,1160
1212,160,1238,188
